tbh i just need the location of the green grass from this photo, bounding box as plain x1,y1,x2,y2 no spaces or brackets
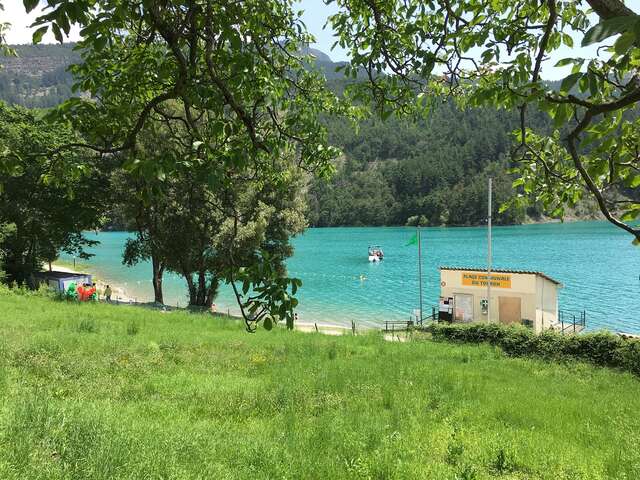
1,291,640,479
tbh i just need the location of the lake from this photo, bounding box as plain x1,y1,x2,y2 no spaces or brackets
61,221,640,332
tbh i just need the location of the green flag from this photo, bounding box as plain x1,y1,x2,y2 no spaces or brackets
405,233,418,246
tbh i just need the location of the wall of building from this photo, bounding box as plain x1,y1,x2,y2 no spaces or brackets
535,276,559,332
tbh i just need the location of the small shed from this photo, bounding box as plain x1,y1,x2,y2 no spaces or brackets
33,271,93,293
439,266,562,333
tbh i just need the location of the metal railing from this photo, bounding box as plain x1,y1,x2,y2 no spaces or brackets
383,320,414,333
381,307,439,332
558,309,587,334
382,306,587,334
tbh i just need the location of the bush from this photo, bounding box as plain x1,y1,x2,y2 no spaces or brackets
0,282,60,300
126,321,139,336
425,323,640,376
77,318,98,334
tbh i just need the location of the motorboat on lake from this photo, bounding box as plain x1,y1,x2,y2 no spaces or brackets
368,245,384,262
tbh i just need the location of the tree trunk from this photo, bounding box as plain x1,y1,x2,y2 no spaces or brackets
151,257,164,304
184,271,219,308
197,270,207,306
184,273,197,306
205,277,219,308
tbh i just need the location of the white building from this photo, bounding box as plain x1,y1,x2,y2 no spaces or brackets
439,266,565,333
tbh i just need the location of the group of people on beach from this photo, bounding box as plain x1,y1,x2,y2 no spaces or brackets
76,283,98,302
76,283,112,302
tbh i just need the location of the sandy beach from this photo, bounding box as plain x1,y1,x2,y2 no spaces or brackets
46,263,363,335
48,263,135,304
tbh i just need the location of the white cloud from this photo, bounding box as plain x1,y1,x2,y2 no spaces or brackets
3,1,81,45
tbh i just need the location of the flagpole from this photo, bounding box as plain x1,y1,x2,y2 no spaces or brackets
418,225,423,323
487,177,492,323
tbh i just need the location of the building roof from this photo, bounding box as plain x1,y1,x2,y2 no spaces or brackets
439,266,562,286
34,271,92,280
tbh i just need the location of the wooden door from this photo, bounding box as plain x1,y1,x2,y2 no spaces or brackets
454,294,474,323
499,297,521,325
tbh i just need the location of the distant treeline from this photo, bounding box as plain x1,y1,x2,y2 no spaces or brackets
308,99,557,227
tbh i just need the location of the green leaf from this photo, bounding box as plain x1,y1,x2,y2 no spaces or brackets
263,317,273,331
554,58,576,67
51,23,63,43
588,71,598,96
32,26,48,44
578,74,589,93
94,35,108,51
582,16,639,47
22,0,39,13
562,33,574,48
614,31,636,55
560,72,582,93
620,205,640,222
553,103,570,128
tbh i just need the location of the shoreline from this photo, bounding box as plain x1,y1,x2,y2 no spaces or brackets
48,262,135,304
47,262,363,336
42,263,638,338
100,217,605,233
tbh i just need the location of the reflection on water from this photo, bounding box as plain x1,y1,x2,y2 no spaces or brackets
62,222,640,332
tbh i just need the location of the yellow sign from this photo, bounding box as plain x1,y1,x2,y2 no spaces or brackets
461,272,511,289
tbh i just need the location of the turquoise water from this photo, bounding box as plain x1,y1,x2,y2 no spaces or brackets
62,222,640,332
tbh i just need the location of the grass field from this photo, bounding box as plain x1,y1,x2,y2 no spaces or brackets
1,290,640,479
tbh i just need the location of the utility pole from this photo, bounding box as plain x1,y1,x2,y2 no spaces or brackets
487,178,493,323
418,225,423,323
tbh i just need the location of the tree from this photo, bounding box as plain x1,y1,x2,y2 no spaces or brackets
0,103,109,284
20,0,353,329
328,0,640,243
0,222,15,282
0,2,14,58
111,111,307,320
116,144,307,312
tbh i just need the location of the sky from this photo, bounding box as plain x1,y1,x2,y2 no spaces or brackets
3,0,601,80
2,0,344,55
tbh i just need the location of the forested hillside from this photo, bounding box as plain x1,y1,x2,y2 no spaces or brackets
311,102,557,227
0,44,584,227
0,44,79,108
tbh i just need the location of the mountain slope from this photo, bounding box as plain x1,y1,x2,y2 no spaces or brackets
1,44,586,227
0,43,80,108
